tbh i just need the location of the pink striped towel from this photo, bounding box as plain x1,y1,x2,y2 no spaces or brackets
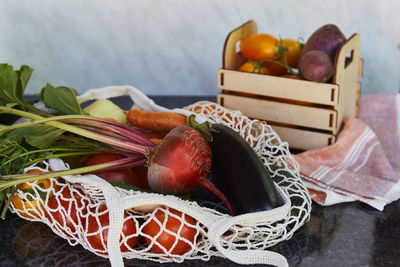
294,94,400,210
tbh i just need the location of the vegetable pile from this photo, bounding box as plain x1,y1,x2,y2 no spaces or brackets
0,63,285,256
237,24,347,83
239,33,302,77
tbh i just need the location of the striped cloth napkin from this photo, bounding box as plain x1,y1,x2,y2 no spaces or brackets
293,94,400,210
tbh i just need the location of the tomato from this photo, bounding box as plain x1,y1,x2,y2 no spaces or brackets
11,168,60,220
135,128,165,140
132,166,151,191
84,153,141,187
281,39,303,68
240,33,280,61
86,203,139,255
142,208,197,255
264,39,303,76
238,61,269,75
280,73,303,80
47,186,92,238
132,127,165,145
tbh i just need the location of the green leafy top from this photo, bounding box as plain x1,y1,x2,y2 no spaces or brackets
39,83,84,115
0,64,32,108
0,63,83,117
0,63,152,219
0,63,99,219
0,63,92,150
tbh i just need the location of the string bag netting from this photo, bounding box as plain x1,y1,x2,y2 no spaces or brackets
8,86,311,267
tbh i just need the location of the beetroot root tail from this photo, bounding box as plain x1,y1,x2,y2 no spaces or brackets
199,177,234,216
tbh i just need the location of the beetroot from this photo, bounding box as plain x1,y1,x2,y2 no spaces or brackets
298,50,333,83
147,126,233,215
147,126,210,194
301,24,346,61
3,111,234,214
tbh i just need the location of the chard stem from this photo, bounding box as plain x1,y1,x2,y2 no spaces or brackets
0,149,93,169
0,156,146,190
67,116,155,147
23,100,51,117
0,106,149,155
22,151,97,167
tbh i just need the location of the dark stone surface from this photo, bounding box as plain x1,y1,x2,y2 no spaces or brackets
2,201,399,266
1,96,399,266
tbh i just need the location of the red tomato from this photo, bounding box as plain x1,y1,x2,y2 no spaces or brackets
142,208,197,255
240,33,280,61
137,128,165,140
280,73,303,80
86,204,139,255
47,186,91,238
132,166,151,191
84,153,141,186
131,127,165,145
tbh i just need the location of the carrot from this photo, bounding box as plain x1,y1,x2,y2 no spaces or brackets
126,109,188,133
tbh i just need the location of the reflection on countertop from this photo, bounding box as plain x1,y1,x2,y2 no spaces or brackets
1,201,399,266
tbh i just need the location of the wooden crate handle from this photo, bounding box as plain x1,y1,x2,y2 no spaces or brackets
222,20,258,69
333,33,361,121
333,33,361,84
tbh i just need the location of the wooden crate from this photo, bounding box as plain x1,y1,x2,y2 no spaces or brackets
217,20,363,151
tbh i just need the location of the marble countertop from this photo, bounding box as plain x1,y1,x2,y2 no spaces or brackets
0,96,399,267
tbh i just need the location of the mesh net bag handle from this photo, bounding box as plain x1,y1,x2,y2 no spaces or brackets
50,156,291,267
75,86,310,266
47,159,128,266
10,85,310,267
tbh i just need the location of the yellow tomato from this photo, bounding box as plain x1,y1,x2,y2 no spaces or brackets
240,33,280,61
11,169,60,220
264,39,303,76
239,61,270,75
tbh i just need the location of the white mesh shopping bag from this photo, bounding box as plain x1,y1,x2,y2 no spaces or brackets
9,86,311,267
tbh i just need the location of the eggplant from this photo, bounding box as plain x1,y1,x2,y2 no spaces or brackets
208,124,284,215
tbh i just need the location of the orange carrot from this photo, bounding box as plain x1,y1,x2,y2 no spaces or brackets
126,109,188,133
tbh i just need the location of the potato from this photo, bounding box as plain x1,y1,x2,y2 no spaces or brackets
298,50,333,83
301,24,346,61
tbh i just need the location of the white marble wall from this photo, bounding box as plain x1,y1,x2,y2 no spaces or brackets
1,0,399,96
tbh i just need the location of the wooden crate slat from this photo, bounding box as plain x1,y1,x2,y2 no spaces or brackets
271,125,336,150
218,93,337,131
218,69,339,106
